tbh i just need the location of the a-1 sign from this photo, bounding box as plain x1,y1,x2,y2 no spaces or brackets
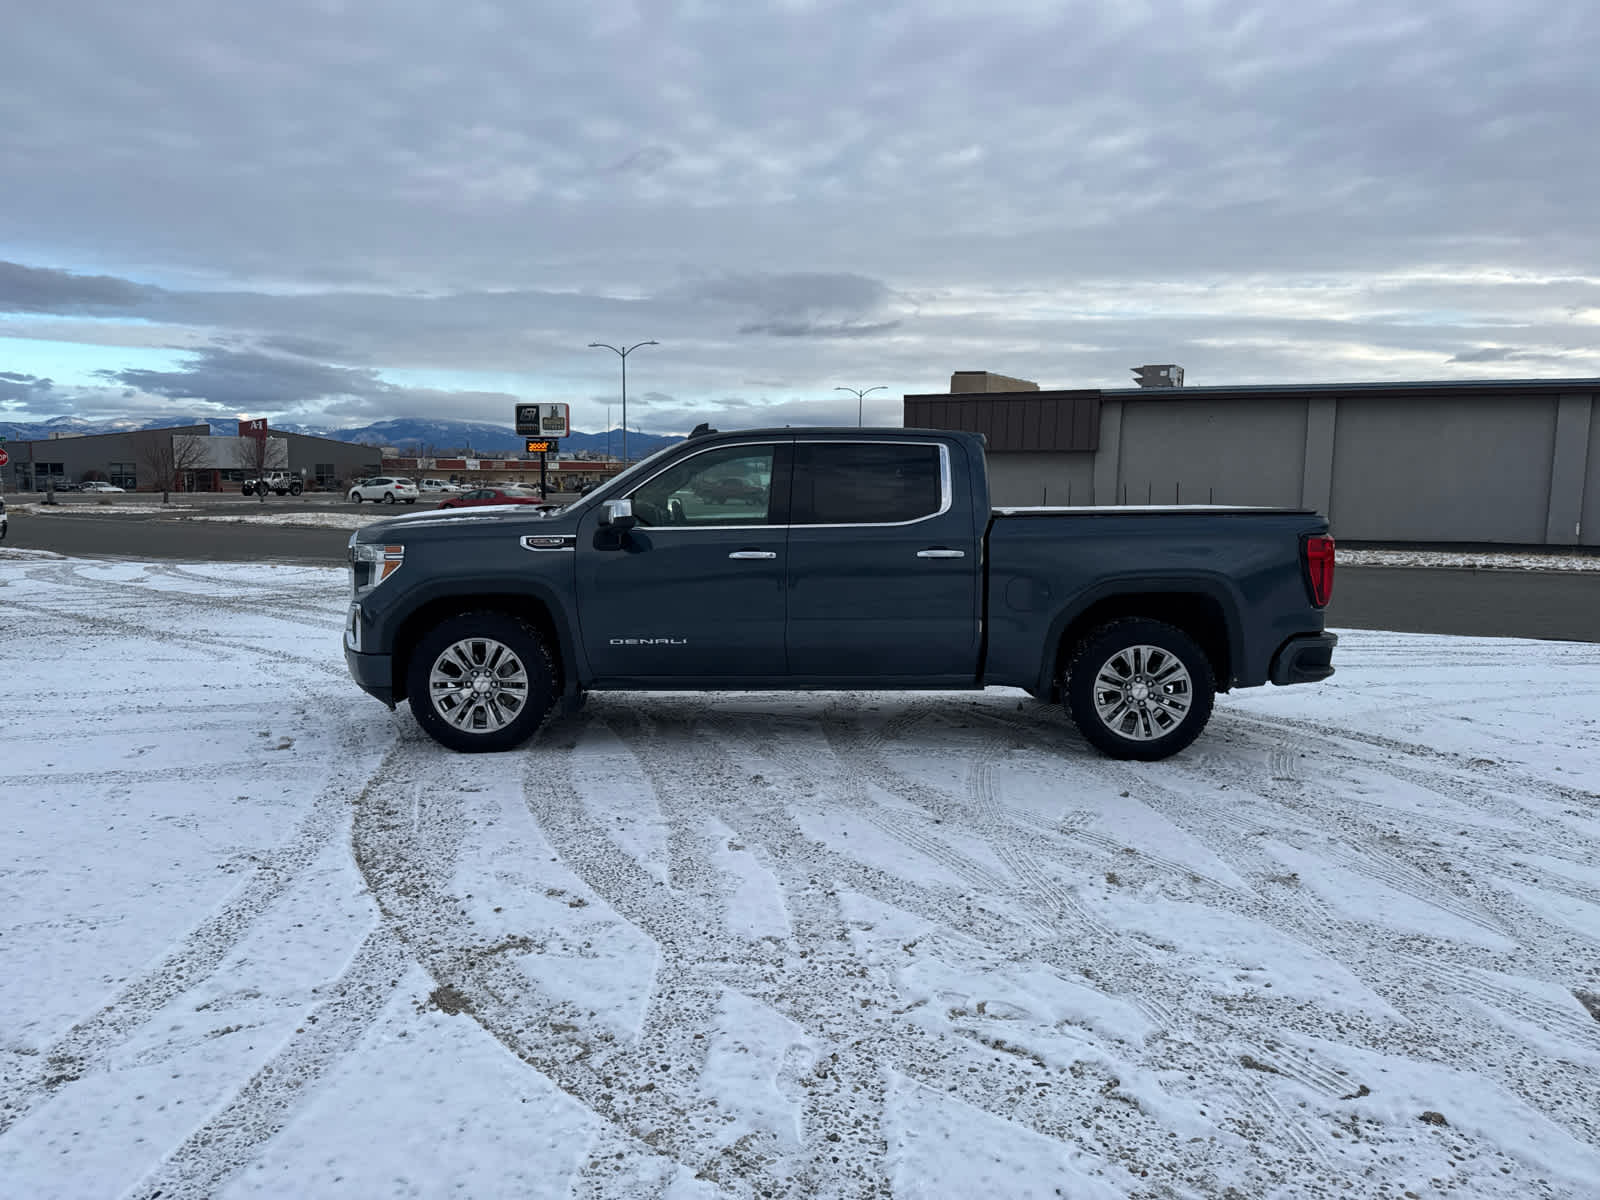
514,403,570,439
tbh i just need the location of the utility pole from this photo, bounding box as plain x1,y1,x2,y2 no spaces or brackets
588,340,658,463
835,386,886,428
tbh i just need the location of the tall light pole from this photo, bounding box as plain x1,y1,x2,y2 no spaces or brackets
835,385,885,428
589,340,658,464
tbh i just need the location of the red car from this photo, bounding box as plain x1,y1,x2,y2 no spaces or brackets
436,486,552,510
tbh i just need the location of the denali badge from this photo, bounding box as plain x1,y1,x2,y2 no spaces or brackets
610,638,688,645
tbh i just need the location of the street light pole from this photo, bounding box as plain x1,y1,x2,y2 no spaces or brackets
589,340,658,464
835,385,886,428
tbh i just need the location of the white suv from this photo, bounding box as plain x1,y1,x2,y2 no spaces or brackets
418,478,458,494
348,476,419,504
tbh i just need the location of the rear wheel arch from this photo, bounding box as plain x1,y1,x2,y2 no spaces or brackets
1044,584,1240,700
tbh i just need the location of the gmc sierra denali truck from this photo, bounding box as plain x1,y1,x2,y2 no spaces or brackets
343,426,1337,760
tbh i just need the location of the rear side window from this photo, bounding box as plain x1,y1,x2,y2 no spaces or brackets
791,443,943,525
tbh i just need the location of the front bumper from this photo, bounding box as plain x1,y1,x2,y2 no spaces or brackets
1269,631,1338,685
344,598,396,706
345,645,396,707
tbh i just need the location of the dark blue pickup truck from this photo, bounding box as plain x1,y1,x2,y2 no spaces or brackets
344,426,1336,760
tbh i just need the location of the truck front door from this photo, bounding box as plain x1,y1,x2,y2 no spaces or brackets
784,440,980,681
576,441,792,680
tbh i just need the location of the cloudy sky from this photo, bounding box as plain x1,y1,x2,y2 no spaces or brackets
3,0,1597,434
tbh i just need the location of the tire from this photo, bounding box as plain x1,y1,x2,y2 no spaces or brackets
1063,618,1215,761
404,499,416,505
241,484,252,495
383,492,396,504
406,611,558,753
351,491,363,503
289,482,303,496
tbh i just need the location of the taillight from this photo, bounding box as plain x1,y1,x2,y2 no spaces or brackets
1304,535,1335,607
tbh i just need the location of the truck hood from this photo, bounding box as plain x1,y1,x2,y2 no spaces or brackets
352,502,581,544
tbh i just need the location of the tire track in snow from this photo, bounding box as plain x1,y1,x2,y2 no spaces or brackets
0,593,342,678
0,725,392,1138
355,727,763,1196
612,703,1309,1197
699,704,1034,930
125,929,409,1200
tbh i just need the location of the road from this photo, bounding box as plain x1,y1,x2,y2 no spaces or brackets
5,500,1599,642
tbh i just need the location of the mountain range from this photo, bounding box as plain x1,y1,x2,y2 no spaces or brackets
0,415,684,458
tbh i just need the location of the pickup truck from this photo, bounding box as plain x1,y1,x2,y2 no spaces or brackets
343,426,1337,760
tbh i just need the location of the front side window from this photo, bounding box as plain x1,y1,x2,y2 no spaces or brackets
792,443,943,525
630,444,779,527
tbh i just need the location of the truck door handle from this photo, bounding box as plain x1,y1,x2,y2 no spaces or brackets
916,548,966,559
728,550,777,559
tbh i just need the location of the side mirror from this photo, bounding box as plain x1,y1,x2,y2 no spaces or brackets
599,498,637,531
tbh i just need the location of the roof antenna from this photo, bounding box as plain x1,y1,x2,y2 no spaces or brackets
689,422,717,438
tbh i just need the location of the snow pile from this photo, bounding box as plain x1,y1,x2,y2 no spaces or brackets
1,557,1598,1198
1338,548,1600,571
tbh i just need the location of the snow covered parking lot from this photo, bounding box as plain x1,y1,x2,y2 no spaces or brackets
2,552,1598,1199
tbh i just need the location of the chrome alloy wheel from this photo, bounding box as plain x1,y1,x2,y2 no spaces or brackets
1090,644,1193,742
427,637,530,733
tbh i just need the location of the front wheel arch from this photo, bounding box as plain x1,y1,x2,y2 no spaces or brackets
390,591,571,706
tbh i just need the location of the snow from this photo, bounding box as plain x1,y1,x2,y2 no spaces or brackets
1,555,1598,1199
1339,548,1600,572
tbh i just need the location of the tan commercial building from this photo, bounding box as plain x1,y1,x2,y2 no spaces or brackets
906,373,1600,547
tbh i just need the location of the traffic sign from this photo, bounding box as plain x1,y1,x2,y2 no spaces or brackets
0,448,9,467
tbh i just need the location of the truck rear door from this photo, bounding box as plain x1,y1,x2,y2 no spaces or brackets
784,439,980,681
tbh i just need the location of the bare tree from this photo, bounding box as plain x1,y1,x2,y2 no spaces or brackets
137,430,210,504
234,432,285,504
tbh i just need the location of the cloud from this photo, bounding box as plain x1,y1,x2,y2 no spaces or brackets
1448,346,1530,363
0,261,159,313
737,319,901,338
0,371,55,404
1,1,1598,432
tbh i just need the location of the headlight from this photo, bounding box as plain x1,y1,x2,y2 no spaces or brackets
350,541,405,595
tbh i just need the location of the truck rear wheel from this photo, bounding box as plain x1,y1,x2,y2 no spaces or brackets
406,612,557,752
1064,618,1215,761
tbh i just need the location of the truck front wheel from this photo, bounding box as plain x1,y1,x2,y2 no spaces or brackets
406,612,558,752
1064,618,1215,761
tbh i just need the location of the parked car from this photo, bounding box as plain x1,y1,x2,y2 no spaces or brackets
418,478,459,494
0,497,7,540
344,426,1338,759
80,481,126,493
435,486,551,510
348,477,419,504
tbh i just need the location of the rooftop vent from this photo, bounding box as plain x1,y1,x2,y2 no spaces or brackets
1131,364,1184,388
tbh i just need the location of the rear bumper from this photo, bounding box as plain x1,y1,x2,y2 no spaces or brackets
1269,631,1338,685
345,645,397,707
